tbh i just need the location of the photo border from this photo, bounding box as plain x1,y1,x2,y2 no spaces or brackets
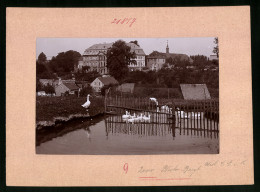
2,0,259,191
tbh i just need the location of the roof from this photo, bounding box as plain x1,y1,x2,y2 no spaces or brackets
147,51,193,62
117,83,135,93
97,76,118,86
126,43,146,55
39,79,59,86
180,84,211,100
63,82,79,90
83,43,113,56
39,79,55,84
83,42,146,56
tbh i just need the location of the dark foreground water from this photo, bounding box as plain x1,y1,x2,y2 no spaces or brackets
36,115,219,155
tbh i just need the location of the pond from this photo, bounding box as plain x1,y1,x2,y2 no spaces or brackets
36,114,219,155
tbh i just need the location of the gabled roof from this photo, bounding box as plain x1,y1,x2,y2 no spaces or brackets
180,84,211,100
63,82,79,91
83,42,146,56
147,51,193,62
97,76,118,86
127,43,146,55
117,83,135,93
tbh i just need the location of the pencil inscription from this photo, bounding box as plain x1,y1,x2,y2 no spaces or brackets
136,159,248,179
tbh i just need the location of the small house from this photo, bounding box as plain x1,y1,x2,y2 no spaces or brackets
209,55,218,61
91,76,118,92
55,80,80,96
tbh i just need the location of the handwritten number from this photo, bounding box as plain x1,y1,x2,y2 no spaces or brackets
111,18,136,27
123,163,128,174
129,18,136,27
111,19,117,24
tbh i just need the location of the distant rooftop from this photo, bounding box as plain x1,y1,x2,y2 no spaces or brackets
83,42,145,56
97,76,119,86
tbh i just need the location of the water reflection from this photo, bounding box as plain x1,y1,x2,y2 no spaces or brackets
36,114,219,154
83,127,91,142
36,115,104,146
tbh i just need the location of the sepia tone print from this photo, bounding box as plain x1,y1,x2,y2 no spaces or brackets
36,37,219,154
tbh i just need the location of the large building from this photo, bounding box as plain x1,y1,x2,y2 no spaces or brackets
126,43,146,71
146,41,193,71
77,42,146,74
78,43,112,75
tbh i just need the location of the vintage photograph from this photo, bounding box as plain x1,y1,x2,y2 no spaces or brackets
36,37,219,155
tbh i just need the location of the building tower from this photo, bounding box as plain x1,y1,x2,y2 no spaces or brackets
166,40,169,55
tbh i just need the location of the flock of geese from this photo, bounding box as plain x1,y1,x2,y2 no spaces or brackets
82,95,202,124
121,97,202,124
122,111,151,124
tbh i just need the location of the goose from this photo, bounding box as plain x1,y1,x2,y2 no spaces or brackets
136,113,144,122
82,94,92,111
127,118,135,124
130,113,136,119
150,97,158,106
190,112,201,119
161,105,167,112
143,114,151,122
122,111,131,119
176,107,189,118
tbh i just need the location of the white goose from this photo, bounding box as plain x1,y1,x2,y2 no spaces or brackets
150,97,158,106
122,111,131,119
190,112,201,119
176,107,189,118
82,94,92,111
143,114,151,122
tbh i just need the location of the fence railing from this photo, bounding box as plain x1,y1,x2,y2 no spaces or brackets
105,92,219,131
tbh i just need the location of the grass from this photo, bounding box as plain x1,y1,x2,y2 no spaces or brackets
36,96,105,122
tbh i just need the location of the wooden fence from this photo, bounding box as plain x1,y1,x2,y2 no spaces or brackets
104,91,219,132
105,115,218,139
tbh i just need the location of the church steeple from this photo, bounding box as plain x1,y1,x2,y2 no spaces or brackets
166,40,169,54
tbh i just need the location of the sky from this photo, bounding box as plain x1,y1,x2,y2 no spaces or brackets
36,37,216,60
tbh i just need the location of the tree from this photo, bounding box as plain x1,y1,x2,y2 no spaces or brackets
49,50,81,74
129,40,140,47
36,79,44,92
106,40,136,81
213,37,219,58
80,86,93,97
43,83,55,94
37,52,47,64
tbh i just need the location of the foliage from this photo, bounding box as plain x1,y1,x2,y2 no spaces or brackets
36,79,44,92
49,50,81,74
75,71,101,82
100,84,116,96
106,40,136,81
44,83,55,94
133,87,183,99
80,86,93,97
36,96,105,122
36,81,55,94
129,40,140,46
37,52,47,64
213,37,219,58
82,66,90,72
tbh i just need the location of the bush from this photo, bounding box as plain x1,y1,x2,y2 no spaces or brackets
80,86,93,97
43,83,55,94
